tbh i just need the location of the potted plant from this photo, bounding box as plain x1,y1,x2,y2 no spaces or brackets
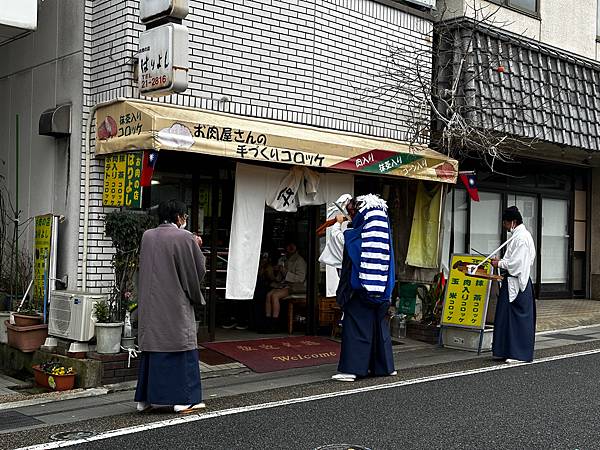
32,360,76,391
6,293,48,353
93,299,123,354
406,272,446,344
12,303,43,327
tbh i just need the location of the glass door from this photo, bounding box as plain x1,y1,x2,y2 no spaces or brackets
507,194,538,283
540,197,570,295
469,191,502,255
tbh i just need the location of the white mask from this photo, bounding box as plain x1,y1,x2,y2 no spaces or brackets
509,222,516,233
179,221,187,230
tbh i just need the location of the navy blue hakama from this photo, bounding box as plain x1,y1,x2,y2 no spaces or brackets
134,350,202,405
337,292,395,377
492,279,536,362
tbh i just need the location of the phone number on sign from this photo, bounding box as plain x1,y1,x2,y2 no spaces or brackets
141,75,169,89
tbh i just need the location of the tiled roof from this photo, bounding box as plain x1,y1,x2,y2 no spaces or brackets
436,19,600,152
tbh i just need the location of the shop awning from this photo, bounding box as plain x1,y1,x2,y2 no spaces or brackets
95,99,458,183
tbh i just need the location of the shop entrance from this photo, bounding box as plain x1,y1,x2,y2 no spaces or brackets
144,152,326,341
143,151,235,341
220,205,319,336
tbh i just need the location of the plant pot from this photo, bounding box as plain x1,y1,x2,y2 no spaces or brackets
95,322,123,354
32,365,76,391
5,321,49,352
406,321,440,345
121,336,135,350
13,313,43,327
0,312,11,343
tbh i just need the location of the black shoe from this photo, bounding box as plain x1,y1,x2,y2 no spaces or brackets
235,323,248,330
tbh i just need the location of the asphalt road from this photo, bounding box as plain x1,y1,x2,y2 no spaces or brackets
21,350,600,450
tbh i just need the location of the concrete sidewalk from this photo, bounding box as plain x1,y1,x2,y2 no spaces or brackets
2,323,600,437
2,298,600,410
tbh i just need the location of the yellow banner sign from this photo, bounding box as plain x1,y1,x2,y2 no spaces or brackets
95,100,459,184
441,254,493,329
34,215,53,302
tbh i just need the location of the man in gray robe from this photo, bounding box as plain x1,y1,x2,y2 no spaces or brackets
134,200,207,413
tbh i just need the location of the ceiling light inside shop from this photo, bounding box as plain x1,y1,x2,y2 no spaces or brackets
151,179,160,185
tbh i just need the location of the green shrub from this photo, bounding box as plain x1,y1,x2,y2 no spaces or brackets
104,210,157,321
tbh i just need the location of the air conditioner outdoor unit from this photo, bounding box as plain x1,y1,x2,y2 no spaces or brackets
48,291,107,342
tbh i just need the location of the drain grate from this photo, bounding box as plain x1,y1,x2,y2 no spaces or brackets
546,333,595,341
51,430,98,441
0,411,43,431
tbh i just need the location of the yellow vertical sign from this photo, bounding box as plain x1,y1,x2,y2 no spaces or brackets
441,254,492,329
124,152,143,208
34,215,53,302
103,153,127,206
103,151,144,207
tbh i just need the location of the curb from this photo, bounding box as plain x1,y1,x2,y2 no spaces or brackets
0,387,109,411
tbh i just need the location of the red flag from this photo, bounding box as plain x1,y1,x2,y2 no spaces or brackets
459,173,480,201
140,150,158,187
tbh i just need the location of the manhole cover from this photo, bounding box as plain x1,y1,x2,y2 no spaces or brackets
314,445,372,450
50,431,97,441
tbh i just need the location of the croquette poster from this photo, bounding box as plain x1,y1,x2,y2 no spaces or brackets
441,254,493,329
102,152,143,208
33,215,53,302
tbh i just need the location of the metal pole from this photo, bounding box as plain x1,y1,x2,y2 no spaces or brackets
306,206,319,335
209,172,218,340
15,114,19,298
450,186,455,254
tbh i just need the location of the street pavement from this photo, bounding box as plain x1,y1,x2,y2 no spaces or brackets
66,351,600,450
2,325,600,449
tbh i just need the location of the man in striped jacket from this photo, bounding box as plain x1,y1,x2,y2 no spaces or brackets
332,195,397,382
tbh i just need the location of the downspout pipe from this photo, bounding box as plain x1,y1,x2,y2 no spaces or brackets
82,98,125,291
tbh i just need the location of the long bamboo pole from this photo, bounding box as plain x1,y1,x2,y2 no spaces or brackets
15,114,19,297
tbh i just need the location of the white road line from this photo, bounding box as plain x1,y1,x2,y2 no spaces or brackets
536,324,600,335
17,347,600,450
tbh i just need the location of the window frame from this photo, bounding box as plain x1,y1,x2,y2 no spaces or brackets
487,0,540,19
597,0,600,41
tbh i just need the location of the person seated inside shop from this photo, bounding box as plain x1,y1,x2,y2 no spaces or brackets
264,241,307,332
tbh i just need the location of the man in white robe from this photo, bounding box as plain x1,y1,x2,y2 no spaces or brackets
491,206,536,363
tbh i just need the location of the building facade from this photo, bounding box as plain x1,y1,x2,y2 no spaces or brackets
1,0,455,338
436,0,600,299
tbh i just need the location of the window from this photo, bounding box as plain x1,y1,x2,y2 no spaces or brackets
470,192,502,255
541,198,569,286
489,0,538,14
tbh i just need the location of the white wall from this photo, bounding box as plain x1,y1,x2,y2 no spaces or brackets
78,0,435,292
0,0,84,291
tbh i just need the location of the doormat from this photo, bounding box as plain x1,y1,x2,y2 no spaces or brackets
198,348,236,366
200,336,340,373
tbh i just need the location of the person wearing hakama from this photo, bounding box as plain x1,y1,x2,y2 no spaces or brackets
134,200,207,413
491,206,537,363
331,195,396,382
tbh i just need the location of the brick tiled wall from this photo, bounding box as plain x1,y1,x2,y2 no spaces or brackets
88,352,140,385
79,0,433,290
